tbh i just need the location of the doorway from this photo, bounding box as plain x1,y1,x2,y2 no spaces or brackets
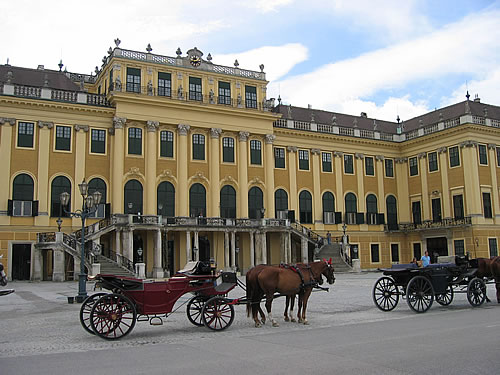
426,237,448,263
198,236,210,262
12,244,31,280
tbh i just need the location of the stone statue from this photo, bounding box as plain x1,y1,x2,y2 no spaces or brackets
115,76,122,91
178,84,184,99
209,89,214,104
147,80,153,95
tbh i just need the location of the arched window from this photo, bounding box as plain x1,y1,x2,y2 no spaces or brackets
51,176,71,217
248,186,263,219
345,193,357,224
220,185,236,218
366,194,378,225
386,195,398,230
88,178,107,218
158,181,175,216
299,190,313,224
189,183,206,217
124,180,143,214
10,174,35,216
322,192,335,224
274,189,288,218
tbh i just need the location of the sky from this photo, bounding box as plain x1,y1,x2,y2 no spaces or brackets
1,0,500,122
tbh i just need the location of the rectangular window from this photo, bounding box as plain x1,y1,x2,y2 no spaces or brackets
385,158,394,177
489,238,498,257
91,129,106,154
409,156,418,176
449,146,460,167
218,81,231,105
412,201,422,224
55,125,71,151
274,147,285,168
322,152,332,172
365,156,374,176
18,121,34,148
158,72,171,97
193,134,205,160
189,77,202,101
413,242,422,260
478,144,488,165
344,154,353,174
483,192,492,218
126,67,141,93
250,140,261,165
222,137,235,163
454,239,465,256
371,244,380,263
453,194,464,220
128,128,142,155
160,130,173,157
432,198,442,222
245,85,257,109
298,150,309,170
391,244,399,263
350,244,359,260
428,151,438,172
12,200,33,216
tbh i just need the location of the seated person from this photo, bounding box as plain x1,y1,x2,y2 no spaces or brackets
421,251,431,267
411,257,418,266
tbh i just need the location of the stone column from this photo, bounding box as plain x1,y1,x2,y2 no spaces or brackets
418,153,430,221
262,232,267,264
186,230,192,261
224,231,230,269
0,118,15,225
334,151,344,213
145,121,159,215
194,231,199,261
231,231,236,269
111,117,126,213
311,148,322,227
35,121,53,226
209,128,222,217
249,231,255,268
264,135,276,218
238,132,249,217
288,146,298,215
73,125,88,227
115,230,121,262
286,231,292,263
301,237,308,263
52,249,65,282
153,229,164,278
438,147,451,218
32,246,42,281
126,230,134,263
177,124,190,216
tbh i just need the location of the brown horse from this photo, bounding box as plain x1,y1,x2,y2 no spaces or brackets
248,260,335,327
475,256,500,303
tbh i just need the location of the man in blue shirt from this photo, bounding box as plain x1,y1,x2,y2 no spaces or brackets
421,251,431,267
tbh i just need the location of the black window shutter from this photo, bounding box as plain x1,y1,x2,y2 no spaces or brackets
377,213,385,225
335,212,342,224
356,213,365,224
32,200,39,217
7,199,13,216
105,203,111,218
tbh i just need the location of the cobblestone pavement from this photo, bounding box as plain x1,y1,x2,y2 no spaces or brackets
0,271,497,358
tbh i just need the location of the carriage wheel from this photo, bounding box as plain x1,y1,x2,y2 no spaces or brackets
436,285,454,306
467,278,487,307
90,293,137,340
372,277,400,311
202,296,234,331
406,276,434,313
79,292,108,335
187,295,208,327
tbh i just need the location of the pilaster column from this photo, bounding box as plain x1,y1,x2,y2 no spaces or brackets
255,233,262,265
115,230,122,261
488,144,500,221
261,232,267,264
111,117,126,213
418,153,430,221
355,153,365,213
0,118,15,225
238,132,249,218
126,230,133,263
334,151,344,212
461,141,481,216
194,231,199,261
311,148,322,226
34,121,53,226
186,230,192,261
438,148,451,218
375,155,386,214
52,249,65,282
145,121,159,215
224,231,230,269
73,125,88,227
301,237,308,263
265,135,276,218
288,146,298,215
231,231,236,269
178,124,190,216
209,128,222,217
395,158,410,223
249,231,255,267
287,231,292,263
153,229,164,278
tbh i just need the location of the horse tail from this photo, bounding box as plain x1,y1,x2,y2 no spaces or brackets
246,268,254,318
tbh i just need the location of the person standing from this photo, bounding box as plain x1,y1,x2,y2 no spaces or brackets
327,231,331,245
421,250,431,267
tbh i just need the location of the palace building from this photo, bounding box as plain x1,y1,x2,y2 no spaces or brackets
1,41,499,281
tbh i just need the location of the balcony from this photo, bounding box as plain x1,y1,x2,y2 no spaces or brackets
385,216,472,232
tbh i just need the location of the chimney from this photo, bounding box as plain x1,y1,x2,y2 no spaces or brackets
360,112,367,118
37,65,45,70
474,94,480,103
307,104,312,109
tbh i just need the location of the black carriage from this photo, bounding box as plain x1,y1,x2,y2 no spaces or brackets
79,261,240,340
372,255,488,313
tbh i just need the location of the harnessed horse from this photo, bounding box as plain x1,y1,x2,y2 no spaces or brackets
475,256,500,303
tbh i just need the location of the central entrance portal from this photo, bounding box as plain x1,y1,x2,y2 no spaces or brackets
426,237,448,263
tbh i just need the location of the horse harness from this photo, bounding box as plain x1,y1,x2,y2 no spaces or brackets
279,263,319,291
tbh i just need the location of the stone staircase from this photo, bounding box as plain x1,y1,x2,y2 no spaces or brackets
317,243,352,272
95,255,135,277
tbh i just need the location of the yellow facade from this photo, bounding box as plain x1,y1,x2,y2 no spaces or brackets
1,44,500,281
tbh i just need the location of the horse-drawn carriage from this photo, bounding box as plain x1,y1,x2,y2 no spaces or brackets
372,255,492,313
80,261,241,340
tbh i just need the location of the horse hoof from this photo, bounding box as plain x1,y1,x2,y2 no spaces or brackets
291,318,297,323
272,321,280,327
303,320,309,325
255,322,262,328
284,317,289,322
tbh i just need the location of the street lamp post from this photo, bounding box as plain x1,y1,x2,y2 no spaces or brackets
60,179,102,303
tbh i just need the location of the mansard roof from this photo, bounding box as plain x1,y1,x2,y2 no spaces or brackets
0,64,79,91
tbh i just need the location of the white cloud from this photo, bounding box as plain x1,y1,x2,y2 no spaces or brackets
251,0,294,13
269,9,500,120
443,67,500,107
